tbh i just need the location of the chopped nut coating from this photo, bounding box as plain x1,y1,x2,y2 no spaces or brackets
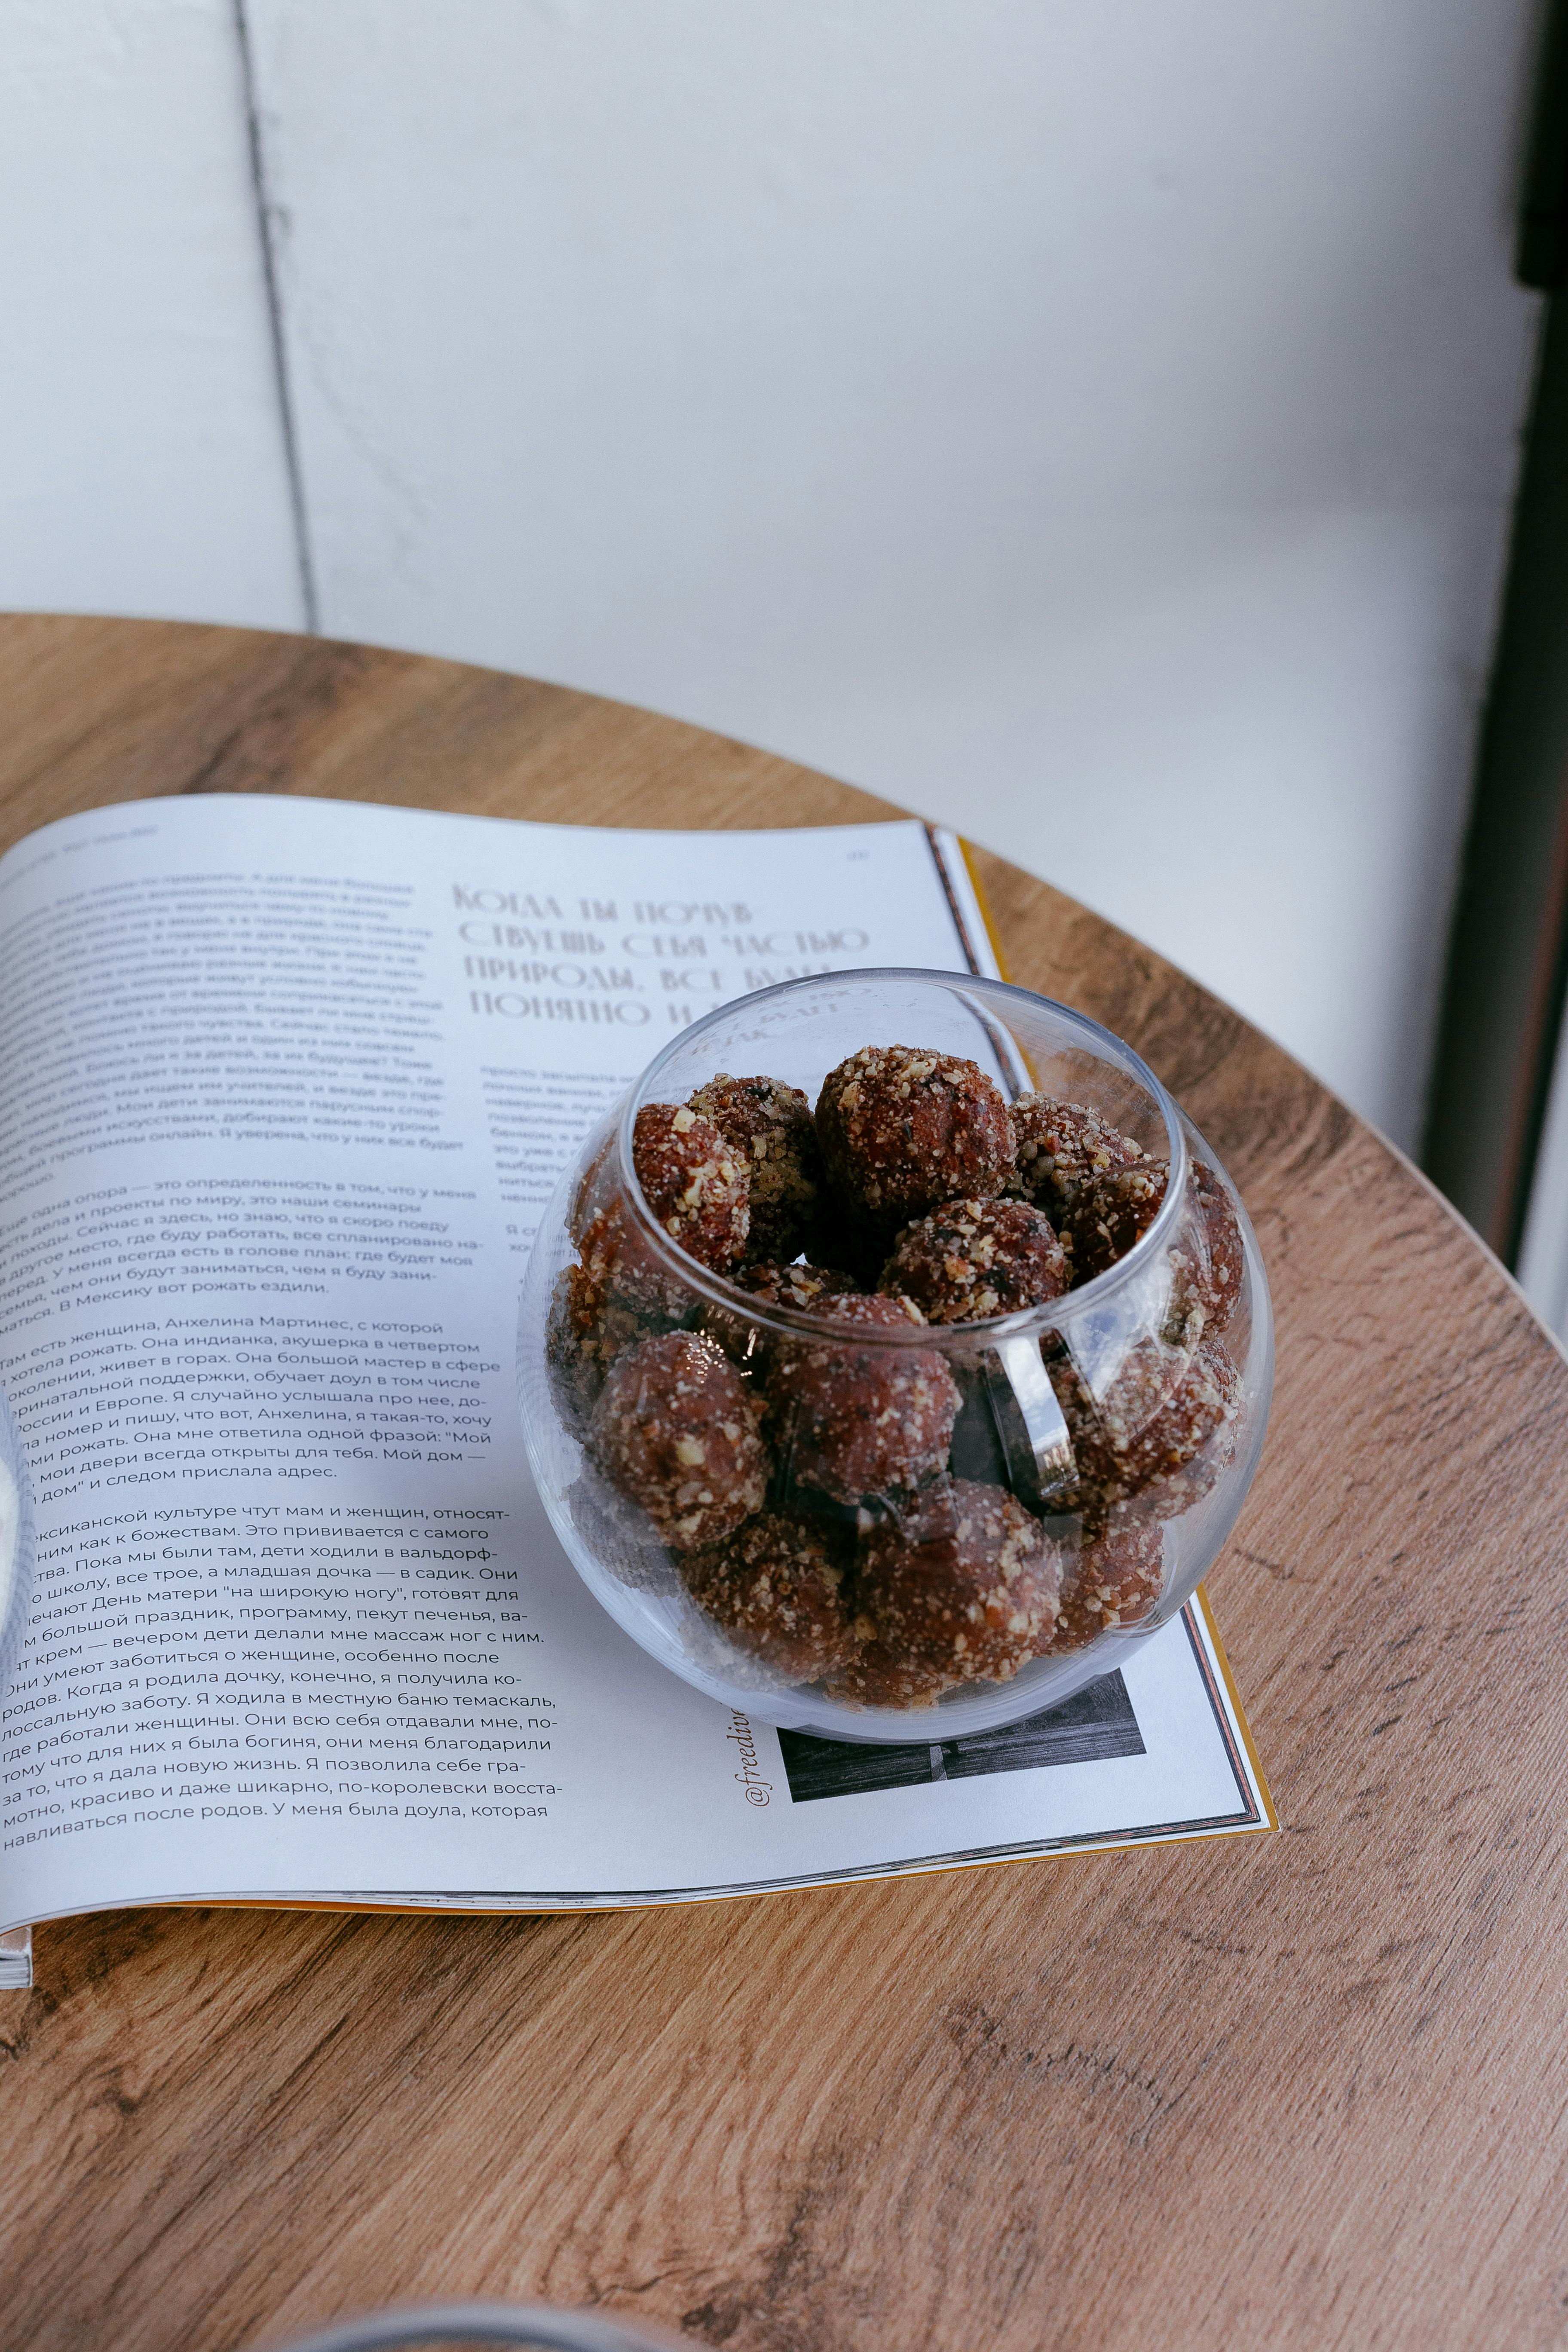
681,1511,857,1682
1010,1095,1146,1222
817,1045,1017,1240
1054,1520,1166,1647
1050,1335,1240,1525
686,1073,823,1264
880,1196,1068,1323
588,1331,767,1550
765,1292,961,1504
632,1101,750,1273
856,1478,1062,1683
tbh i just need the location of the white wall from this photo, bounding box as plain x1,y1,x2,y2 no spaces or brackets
0,1,302,631
0,2,1547,1150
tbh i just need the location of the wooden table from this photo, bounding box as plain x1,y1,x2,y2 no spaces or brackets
1,616,1564,2352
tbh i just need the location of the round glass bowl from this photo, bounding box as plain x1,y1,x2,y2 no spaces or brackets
518,969,1272,1743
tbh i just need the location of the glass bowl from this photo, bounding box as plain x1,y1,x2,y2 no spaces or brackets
517,969,1272,1742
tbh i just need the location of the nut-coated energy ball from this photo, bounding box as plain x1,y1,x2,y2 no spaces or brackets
632,1102,750,1273
1009,1096,1146,1226
1050,1335,1240,1525
588,1331,767,1550
879,1197,1069,1323
764,1292,961,1504
1165,1159,1245,1343
544,1267,595,1430
681,1511,857,1682
576,1196,694,1326
1053,1522,1166,1648
816,1047,1017,1239
686,1074,823,1265
1065,1158,1169,1284
545,1264,655,1431
568,1133,616,1247
545,1190,698,1429
856,1478,1061,1683
1049,1144,1244,1324
823,1640,957,1711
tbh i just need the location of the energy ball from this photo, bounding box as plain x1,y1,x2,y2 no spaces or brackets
568,1133,616,1247
545,1194,698,1430
545,1265,643,1430
856,1478,1061,1684
588,1331,767,1550
816,1046,1017,1241
879,1197,1069,1323
576,1196,693,1325
765,1292,961,1505
1054,1522,1166,1649
632,1102,750,1273
1065,1158,1169,1284
686,1074,823,1265
680,1511,857,1682
1050,1335,1240,1525
1010,1096,1147,1226
1165,1160,1245,1343
824,1640,957,1711
544,1267,594,1430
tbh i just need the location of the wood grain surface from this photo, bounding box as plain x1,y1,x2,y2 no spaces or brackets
0,616,1564,2352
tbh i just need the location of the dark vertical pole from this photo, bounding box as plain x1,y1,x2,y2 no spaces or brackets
1423,0,1568,1257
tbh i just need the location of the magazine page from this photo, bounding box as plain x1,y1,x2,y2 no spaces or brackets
0,795,1270,1932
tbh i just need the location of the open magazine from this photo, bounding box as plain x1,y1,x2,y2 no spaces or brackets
0,795,1272,1983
